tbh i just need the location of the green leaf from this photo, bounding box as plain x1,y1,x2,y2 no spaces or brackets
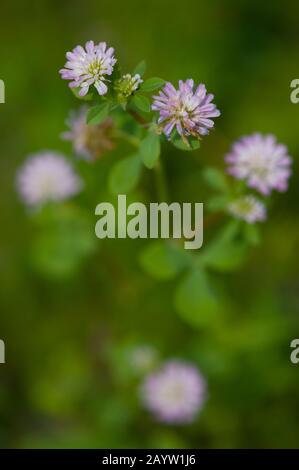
140,241,191,280
140,77,165,93
201,221,248,272
175,268,219,328
203,167,229,193
31,206,96,279
109,154,142,194
140,132,161,169
171,132,200,151
132,60,147,76
86,102,110,125
203,240,248,272
216,219,241,242
207,194,230,212
131,94,151,113
243,223,261,246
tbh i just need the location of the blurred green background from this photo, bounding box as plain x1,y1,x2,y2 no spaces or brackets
1,0,299,448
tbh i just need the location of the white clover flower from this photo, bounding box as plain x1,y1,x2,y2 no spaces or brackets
141,360,206,424
60,41,116,96
114,73,143,100
225,133,292,195
17,151,82,207
228,195,266,223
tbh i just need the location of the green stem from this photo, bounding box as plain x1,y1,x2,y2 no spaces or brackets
128,108,148,126
115,125,169,203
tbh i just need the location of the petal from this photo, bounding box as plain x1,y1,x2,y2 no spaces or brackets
94,80,108,95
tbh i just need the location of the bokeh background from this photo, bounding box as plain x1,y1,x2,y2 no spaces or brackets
1,0,299,448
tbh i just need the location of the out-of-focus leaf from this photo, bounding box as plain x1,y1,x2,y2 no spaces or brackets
203,167,229,192
140,77,165,92
140,131,161,169
243,222,261,246
140,241,191,280
216,219,241,241
131,94,151,113
86,102,110,125
132,60,147,76
202,240,248,272
207,194,230,212
174,267,219,327
202,220,248,272
109,154,142,194
31,205,97,279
